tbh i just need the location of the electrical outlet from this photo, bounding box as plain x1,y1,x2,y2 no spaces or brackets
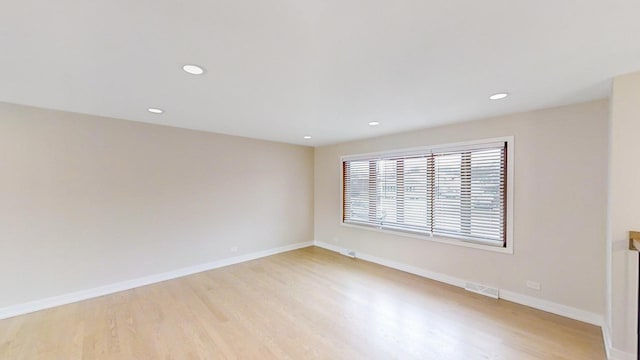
333,236,340,243
230,246,238,253
526,280,541,290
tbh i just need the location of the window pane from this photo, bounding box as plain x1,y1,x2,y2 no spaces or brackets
377,160,397,223
433,153,462,235
469,149,504,241
344,160,370,222
342,141,507,247
403,157,429,229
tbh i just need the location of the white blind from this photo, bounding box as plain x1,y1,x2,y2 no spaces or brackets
343,142,507,246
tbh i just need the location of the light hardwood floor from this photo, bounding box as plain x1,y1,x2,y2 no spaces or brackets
0,246,605,359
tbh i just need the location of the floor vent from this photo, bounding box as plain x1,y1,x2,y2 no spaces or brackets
464,282,499,299
340,249,356,258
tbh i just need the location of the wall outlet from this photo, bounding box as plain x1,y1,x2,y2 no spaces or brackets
230,246,238,253
333,236,340,243
526,280,541,290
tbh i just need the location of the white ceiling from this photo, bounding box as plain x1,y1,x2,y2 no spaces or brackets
1,1,639,146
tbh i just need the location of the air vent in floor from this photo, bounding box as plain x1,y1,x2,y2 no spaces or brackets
464,282,499,299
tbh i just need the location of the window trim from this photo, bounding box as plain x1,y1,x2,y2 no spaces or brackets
340,136,514,254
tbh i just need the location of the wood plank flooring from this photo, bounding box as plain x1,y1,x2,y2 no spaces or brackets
0,246,605,359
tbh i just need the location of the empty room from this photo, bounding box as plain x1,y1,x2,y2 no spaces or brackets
1,1,639,359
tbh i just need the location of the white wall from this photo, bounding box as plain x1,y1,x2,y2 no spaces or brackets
315,100,608,316
0,102,314,309
607,70,640,357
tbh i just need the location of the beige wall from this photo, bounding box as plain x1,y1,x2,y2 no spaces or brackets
315,100,608,315
607,71,640,354
0,102,314,308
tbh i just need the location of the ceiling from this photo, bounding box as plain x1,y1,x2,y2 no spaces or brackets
1,1,639,146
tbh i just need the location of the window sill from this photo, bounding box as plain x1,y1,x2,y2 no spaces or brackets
340,221,513,254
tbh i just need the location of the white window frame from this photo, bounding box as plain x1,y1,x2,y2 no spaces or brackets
340,136,514,254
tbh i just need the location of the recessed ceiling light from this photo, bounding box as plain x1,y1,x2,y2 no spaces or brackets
489,92,509,100
368,121,380,126
182,64,205,75
148,108,164,114
303,135,312,140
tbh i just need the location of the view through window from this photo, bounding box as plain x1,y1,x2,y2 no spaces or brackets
342,141,508,247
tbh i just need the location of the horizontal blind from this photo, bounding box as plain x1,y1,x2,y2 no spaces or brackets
343,155,431,233
342,141,507,247
343,160,373,225
432,144,506,245
376,155,431,234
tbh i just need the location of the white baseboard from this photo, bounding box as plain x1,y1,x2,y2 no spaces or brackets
314,241,603,327
4,239,628,358
498,290,603,326
602,324,636,360
0,241,313,320
316,241,467,288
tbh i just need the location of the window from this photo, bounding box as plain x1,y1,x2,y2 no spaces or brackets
342,138,512,249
